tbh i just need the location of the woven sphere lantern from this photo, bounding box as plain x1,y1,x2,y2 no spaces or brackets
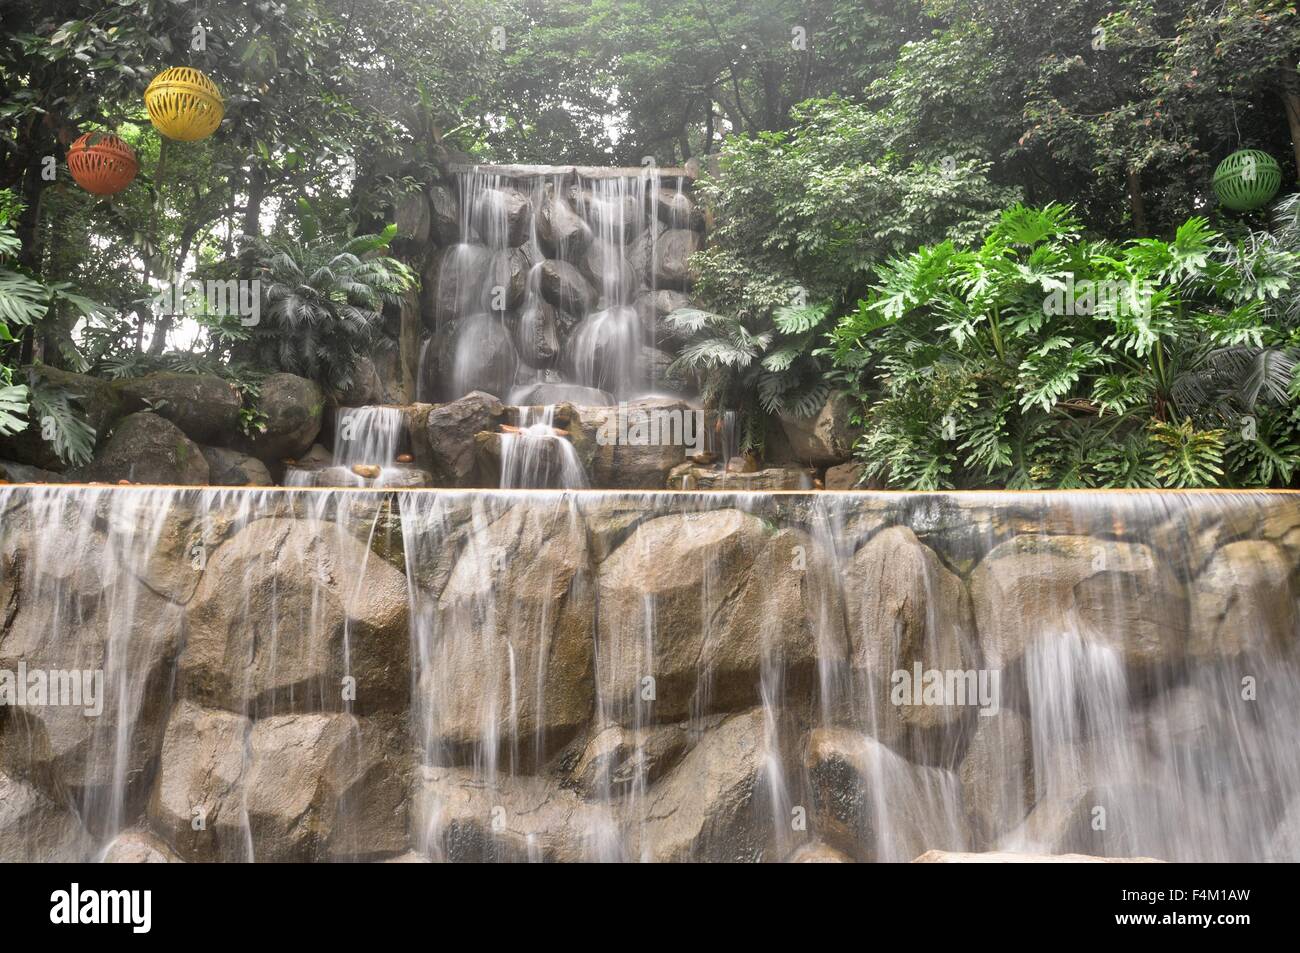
1213,150,1282,212
144,67,224,141
67,132,138,195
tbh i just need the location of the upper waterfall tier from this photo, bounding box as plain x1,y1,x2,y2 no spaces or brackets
420,164,705,406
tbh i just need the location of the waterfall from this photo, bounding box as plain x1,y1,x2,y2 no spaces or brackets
2,485,1299,862
422,166,683,407
498,406,589,490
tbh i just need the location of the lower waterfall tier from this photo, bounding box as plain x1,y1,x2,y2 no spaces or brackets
1,486,1297,862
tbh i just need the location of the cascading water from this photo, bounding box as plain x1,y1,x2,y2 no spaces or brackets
2,484,1299,862
498,406,589,490
422,166,687,406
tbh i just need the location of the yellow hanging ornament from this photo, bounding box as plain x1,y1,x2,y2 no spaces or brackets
143,67,223,141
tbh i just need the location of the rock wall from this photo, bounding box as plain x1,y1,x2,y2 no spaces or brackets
1,485,1298,862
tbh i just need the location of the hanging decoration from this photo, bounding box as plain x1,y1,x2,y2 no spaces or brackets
67,132,139,195
1212,150,1282,212
143,67,224,141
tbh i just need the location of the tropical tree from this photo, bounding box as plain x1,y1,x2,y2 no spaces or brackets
238,225,414,395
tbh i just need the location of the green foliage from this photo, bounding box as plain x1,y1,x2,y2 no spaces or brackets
239,228,414,395
834,200,1300,489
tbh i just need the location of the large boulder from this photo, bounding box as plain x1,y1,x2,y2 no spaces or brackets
651,228,702,289
537,192,591,257
241,712,409,861
580,243,638,304
538,259,595,319
0,366,124,471
596,509,845,720
806,727,971,862
969,534,1189,678
571,724,689,797
79,412,209,485
654,187,703,230
513,297,561,368
0,556,183,810
200,446,272,486
0,771,94,862
842,526,981,742
101,829,183,863
417,502,595,763
178,516,410,715
572,399,693,489
233,373,323,465
113,373,241,443
778,391,861,466
147,704,407,862
423,390,507,486
470,186,531,247
438,313,520,400
958,707,1035,846
146,701,250,862
414,766,608,862
428,244,494,326
638,709,774,862
1188,540,1297,660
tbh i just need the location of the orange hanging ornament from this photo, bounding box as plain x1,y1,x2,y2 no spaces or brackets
67,132,139,195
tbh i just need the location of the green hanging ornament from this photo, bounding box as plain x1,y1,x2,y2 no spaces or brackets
1212,150,1282,212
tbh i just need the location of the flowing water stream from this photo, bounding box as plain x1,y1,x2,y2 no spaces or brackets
1,485,1298,862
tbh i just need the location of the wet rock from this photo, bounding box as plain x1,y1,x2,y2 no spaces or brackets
634,290,692,335
513,297,561,368
512,382,614,407
231,373,323,466
419,503,595,763
147,701,250,862
439,314,519,401
652,228,701,289
114,373,241,444
596,510,845,720
429,184,460,244
242,713,409,862
958,708,1035,846
414,766,607,862
429,245,494,326
101,828,183,863
843,526,981,739
806,727,970,862
666,463,814,490
337,355,386,407
538,259,594,318
180,516,410,715
0,459,66,483
654,187,703,230
79,412,209,485
537,192,591,257
0,543,184,806
394,189,431,244
778,391,861,466
639,709,773,862
0,771,94,862
970,535,1188,676
789,840,853,862
571,724,689,797
572,398,692,489
1189,540,1297,659
470,187,531,247
201,446,272,486
425,390,507,486
580,243,638,303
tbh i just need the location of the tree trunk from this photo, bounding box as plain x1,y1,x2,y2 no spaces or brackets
1126,167,1148,237
243,164,265,238
1282,83,1300,184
